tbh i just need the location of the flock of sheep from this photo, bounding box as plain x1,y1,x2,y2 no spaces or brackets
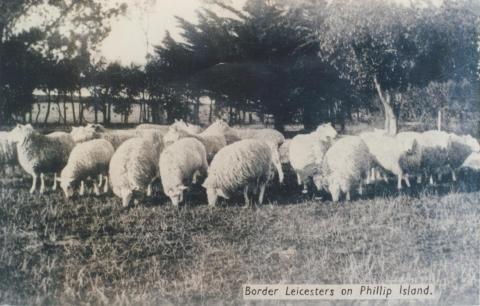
1,119,480,207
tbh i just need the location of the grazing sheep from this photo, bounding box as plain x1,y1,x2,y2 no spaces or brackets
443,133,480,181
202,139,284,207
71,124,163,149
202,119,285,146
159,138,208,206
461,152,480,170
201,119,242,144
170,119,203,134
0,131,17,175
58,139,114,198
360,130,420,189
109,135,164,207
163,125,227,162
9,124,75,194
313,136,374,202
136,123,170,134
289,123,338,193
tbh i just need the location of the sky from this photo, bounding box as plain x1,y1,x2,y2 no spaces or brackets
99,0,246,65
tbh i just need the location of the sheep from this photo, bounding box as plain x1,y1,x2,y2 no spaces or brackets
58,139,114,198
163,125,227,162
170,119,203,134
202,139,284,207
312,136,374,202
8,124,75,194
71,124,164,149
288,123,338,193
109,135,164,208
360,130,420,189
202,119,285,146
0,131,18,175
461,152,480,170
159,138,209,206
201,119,242,145
443,133,480,181
136,123,170,134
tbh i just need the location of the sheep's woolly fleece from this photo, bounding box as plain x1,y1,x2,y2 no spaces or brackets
314,136,373,201
159,137,208,195
360,130,419,177
202,139,281,197
60,139,114,184
201,120,242,145
10,125,75,176
288,123,338,184
0,131,17,167
109,136,164,200
235,128,285,146
163,126,227,162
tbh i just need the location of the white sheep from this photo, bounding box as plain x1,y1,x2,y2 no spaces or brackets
461,152,480,170
0,131,18,175
446,133,480,177
202,119,285,146
58,139,114,198
159,137,209,206
312,136,374,202
136,123,170,131
202,139,284,207
360,130,420,189
163,125,227,162
288,123,338,193
200,119,242,145
170,119,203,134
109,135,164,207
71,125,140,149
8,124,75,194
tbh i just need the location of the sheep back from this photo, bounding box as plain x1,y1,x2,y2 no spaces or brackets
202,139,274,197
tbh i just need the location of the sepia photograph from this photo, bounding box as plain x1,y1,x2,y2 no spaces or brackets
0,0,479,304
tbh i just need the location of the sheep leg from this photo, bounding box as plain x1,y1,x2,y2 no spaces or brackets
103,176,109,193
258,183,266,205
404,175,411,187
429,175,434,185
302,182,308,194
243,185,250,208
296,174,302,186
147,183,153,197
98,174,103,188
346,190,351,201
451,170,457,182
79,181,85,196
52,173,58,191
30,174,38,194
93,183,100,196
358,184,363,195
40,173,46,194
330,187,340,203
397,174,403,190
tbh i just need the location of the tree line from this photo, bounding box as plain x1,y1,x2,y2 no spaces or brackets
1,0,478,132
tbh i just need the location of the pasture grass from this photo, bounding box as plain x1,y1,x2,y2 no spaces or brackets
0,171,479,305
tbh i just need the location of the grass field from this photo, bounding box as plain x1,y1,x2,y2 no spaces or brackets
0,168,479,306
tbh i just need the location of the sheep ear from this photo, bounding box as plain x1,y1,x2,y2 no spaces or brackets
178,185,188,191
56,177,62,182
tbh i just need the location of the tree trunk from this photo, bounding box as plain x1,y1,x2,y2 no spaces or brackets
35,103,41,123
374,76,397,135
437,109,442,131
70,92,76,125
194,97,200,124
208,99,214,123
44,91,51,124
62,93,67,125
78,89,83,125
